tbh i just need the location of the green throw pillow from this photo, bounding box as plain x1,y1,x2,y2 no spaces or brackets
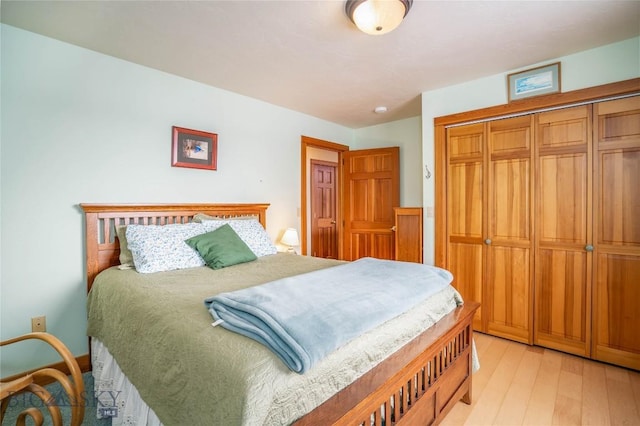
115,225,134,267
185,224,257,270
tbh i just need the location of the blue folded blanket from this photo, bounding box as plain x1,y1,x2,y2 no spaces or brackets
204,257,454,373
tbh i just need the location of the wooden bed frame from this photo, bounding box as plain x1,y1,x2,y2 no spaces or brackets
80,203,479,426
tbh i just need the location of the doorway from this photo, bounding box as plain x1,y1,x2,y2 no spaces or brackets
310,160,338,258
300,136,349,257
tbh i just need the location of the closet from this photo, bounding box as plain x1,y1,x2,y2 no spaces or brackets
435,80,639,370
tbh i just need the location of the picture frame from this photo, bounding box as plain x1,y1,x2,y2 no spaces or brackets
171,126,218,170
507,62,561,102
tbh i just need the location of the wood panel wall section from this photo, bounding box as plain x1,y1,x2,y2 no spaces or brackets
434,78,640,370
394,207,423,263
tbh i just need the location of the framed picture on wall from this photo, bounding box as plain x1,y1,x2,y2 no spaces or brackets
171,126,218,170
507,62,561,102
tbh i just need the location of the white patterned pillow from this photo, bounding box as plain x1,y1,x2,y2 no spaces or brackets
201,219,277,257
126,223,206,273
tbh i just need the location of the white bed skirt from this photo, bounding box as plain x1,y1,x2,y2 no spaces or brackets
91,339,163,426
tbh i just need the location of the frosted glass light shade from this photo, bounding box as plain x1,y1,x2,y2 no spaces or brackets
281,228,300,248
346,0,412,35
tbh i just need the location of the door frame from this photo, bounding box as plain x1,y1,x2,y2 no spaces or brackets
300,135,349,257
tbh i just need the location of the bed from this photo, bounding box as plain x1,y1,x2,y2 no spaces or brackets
81,203,479,425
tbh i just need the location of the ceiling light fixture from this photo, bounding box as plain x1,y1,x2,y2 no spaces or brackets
374,106,388,113
345,0,413,35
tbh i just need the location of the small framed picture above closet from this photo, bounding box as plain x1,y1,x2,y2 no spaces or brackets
507,62,561,102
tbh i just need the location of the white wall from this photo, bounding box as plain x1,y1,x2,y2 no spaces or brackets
0,24,353,375
421,36,640,266
353,116,423,207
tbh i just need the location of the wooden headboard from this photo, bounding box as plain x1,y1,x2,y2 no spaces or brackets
80,203,269,291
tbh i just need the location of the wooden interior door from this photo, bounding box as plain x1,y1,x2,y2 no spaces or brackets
534,105,593,357
343,147,400,261
485,115,534,344
446,123,485,331
311,160,338,259
592,96,640,370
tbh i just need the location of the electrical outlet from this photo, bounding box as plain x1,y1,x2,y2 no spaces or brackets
31,316,46,332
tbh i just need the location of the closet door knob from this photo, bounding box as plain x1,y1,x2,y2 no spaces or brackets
484,239,492,245
585,244,594,252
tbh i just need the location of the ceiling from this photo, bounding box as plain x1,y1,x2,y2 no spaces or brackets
2,1,639,128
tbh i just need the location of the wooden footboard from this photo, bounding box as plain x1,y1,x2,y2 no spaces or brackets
295,301,479,426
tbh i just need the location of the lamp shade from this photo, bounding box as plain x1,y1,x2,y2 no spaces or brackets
281,228,300,247
345,0,412,35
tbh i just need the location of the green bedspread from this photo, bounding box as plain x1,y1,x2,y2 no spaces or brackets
87,253,463,425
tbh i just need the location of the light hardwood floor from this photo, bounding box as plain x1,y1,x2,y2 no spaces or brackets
441,332,640,426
